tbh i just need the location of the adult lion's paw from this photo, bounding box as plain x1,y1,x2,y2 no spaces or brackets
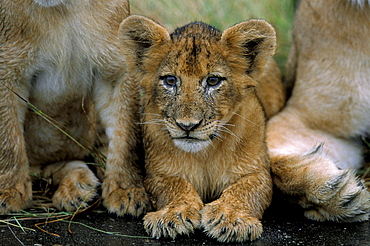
144,205,202,239
0,179,32,214
201,201,263,242
302,169,370,222
102,181,150,217
52,168,99,211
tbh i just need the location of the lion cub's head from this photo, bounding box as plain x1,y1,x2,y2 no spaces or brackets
119,15,276,153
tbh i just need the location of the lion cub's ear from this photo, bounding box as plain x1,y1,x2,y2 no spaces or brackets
119,15,171,72
221,19,276,78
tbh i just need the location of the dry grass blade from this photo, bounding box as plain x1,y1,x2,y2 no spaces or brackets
59,220,152,239
33,198,100,237
9,86,107,170
0,219,35,232
361,137,370,190
2,198,151,239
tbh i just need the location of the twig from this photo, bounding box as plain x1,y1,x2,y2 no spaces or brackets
34,214,72,237
67,196,100,234
7,224,25,246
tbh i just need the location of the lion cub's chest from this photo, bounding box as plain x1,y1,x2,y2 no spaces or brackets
174,154,233,201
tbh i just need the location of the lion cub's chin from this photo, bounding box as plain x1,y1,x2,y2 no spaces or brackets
173,139,212,153
34,0,66,7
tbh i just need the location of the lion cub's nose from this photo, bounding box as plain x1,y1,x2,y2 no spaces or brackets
175,119,202,132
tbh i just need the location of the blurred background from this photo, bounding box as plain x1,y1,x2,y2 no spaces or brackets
130,0,298,74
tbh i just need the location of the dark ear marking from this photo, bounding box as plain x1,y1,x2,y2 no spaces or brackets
243,37,266,73
124,30,154,66
119,15,170,69
221,19,276,78
126,30,153,50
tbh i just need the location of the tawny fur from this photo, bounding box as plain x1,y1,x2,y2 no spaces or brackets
119,15,284,242
267,0,370,222
257,59,285,119
0,0,150,215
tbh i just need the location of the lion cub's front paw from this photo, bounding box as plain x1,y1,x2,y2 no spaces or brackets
102,183,150,217
302,169,370,222
0,179,32,214
52,168,99,211
201,201,263,242
144,205,202,239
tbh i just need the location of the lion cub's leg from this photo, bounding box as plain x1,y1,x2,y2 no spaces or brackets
201,174,272,242
267,110,370,222
143,176,204,239
43,161,99,211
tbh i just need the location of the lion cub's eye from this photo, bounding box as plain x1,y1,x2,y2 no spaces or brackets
161,75,178,87
206,76,224,87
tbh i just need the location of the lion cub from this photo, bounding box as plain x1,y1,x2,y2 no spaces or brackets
119,15,281,242
0,0,149,215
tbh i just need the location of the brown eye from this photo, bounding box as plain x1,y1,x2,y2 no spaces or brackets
161,75,177,86
206,76,224,87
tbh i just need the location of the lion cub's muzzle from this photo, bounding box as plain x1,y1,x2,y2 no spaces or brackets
175,119,203,132
165,118,216,153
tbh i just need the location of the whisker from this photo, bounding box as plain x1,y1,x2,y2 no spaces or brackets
217,125,242,142
213,132,225,140
214,120,242,142
141,112,162,117
208,137,219,151
138,122,165,126
144,119,165,123
137,119,165,126
230,111,260,127
220,123,235,127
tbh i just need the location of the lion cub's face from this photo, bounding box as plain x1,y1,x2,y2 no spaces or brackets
153,23,249,152
120,16,276,153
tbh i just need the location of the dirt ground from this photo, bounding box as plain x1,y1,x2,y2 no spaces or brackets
1,195,370,246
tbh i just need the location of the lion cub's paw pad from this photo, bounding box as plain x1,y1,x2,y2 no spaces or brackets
201,203,263,242
144,206,201,239
52,171,99,211
304,169,370,222
103,187,150,217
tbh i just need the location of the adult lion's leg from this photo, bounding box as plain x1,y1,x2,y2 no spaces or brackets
43,161,99,211
0,56,32,213
267,110,370,222
94,74,150,217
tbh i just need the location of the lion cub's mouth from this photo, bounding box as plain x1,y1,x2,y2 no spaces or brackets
165,119,217,153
